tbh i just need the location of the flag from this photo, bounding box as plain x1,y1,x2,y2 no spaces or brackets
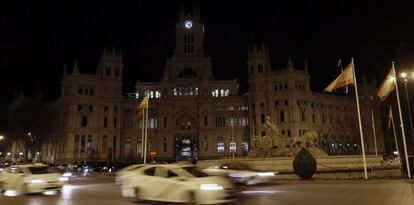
133,96,149,120
337,58,349,94
388,106,393,129
376,66,396,102
324,62,355,92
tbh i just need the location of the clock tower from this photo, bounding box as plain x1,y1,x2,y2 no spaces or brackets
174,6,204,57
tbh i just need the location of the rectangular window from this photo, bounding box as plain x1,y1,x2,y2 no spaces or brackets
260,102,264,108
217,136,224,153
204,116,208,127
105,67,111,76
301,111,306,122
229,141,236,153
102,136,107,153
104,117,108,128
113,118,117,128
240,117,248,127
261,113,265,124
312,114,315,123
81,116,88,127
74,135,79,155
87,135,92,152
258,64,264,72
81,135,86,153
287,130,291,137
216,116,225,128
115,68,120,77
285,100,288,106
124,138,131,156
241,136,248,154
280,111,285,122
164,117,167,128
113,135,117,155
204,137,208,151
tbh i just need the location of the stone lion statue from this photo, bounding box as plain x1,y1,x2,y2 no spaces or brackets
290,130,319,148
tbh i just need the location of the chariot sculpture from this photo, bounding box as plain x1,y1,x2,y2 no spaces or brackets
248,116,327,157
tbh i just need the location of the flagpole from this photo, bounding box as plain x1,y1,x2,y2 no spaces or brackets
390,105,400,157
141,105,145,159
393,62,411,178
143,96,149,164
352,58,368,179
371,107,378,155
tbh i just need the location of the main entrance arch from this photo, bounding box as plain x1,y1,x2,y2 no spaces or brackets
174,114,199,161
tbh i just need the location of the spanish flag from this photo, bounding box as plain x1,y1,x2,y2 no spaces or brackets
133,95,149,120
376,66,396,102
324,62,355,92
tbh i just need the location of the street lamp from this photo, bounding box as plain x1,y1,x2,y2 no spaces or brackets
400,72,414,148
0,135,4,160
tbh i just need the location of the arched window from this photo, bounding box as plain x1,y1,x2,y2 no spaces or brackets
178,68,198,79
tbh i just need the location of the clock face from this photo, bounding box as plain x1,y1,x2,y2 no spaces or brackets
184,20,193,29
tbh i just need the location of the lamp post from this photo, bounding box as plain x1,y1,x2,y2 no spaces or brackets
0,135,4,161
400,72,414,148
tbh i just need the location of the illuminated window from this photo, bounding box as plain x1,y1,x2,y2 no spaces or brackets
229,141,236,153
217,136,224,153
155,91,161,98
87,135,92,152
240,117,248,127
241,136,248,154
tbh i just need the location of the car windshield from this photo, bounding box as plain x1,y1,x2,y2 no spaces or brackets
179,167,208,178
28,166,60,174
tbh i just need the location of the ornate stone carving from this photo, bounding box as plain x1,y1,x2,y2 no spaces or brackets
248,116,328,157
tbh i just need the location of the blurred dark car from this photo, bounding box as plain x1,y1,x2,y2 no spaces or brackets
203,162,278,185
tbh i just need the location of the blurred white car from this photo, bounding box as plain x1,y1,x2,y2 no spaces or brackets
121,164,236,204
0,164,68,194
203,162,277,185
115,164,147,185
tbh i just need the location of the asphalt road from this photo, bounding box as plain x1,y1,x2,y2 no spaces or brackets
1,175,414,205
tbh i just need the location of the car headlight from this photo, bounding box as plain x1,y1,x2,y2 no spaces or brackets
59,177,69,182
63,172,72,177
200,184,224,191
30,179,46,184
258,172,275,177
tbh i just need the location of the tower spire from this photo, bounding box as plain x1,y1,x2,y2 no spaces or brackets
287,56,294,70
73,60,79,74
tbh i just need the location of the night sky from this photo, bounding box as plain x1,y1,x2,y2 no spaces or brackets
1,1,414,105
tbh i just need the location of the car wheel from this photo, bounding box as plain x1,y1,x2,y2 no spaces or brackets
186,192,197,205
134,187,142,202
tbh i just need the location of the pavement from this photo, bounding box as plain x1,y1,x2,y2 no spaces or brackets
0,174,414,205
